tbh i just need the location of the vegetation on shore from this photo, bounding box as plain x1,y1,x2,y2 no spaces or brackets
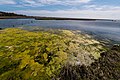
0,11,114,21
0,28,104,80
0,11,29,19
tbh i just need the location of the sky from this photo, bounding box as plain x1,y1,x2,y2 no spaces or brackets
0,0,120,19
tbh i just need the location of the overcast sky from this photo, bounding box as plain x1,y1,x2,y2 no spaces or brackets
0,0,120,19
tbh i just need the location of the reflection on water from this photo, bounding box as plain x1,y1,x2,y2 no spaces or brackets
0,19,120,43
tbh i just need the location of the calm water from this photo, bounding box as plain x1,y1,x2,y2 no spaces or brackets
0,19,120,44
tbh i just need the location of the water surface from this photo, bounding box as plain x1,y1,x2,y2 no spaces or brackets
0,19,120,44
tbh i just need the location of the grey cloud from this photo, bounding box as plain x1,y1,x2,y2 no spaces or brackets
0,0,16,5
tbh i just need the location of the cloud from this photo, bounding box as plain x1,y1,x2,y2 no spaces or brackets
84,5,120,11
3,0,120,19
0,0,16,5
21,0,92,6
23,0,36,4
12,7,120,19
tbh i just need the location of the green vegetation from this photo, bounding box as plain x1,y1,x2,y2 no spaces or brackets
0,28,104,80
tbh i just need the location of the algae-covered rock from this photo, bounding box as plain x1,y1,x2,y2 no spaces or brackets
0,28,105,80
58,45,120,80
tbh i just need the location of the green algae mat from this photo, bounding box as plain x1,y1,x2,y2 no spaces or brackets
0,28,105,80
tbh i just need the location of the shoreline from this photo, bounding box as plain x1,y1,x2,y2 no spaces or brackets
0,16,115,21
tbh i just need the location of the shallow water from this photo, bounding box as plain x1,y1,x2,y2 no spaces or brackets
0,19,120,43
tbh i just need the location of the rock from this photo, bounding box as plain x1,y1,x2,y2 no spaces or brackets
58,45,120,80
